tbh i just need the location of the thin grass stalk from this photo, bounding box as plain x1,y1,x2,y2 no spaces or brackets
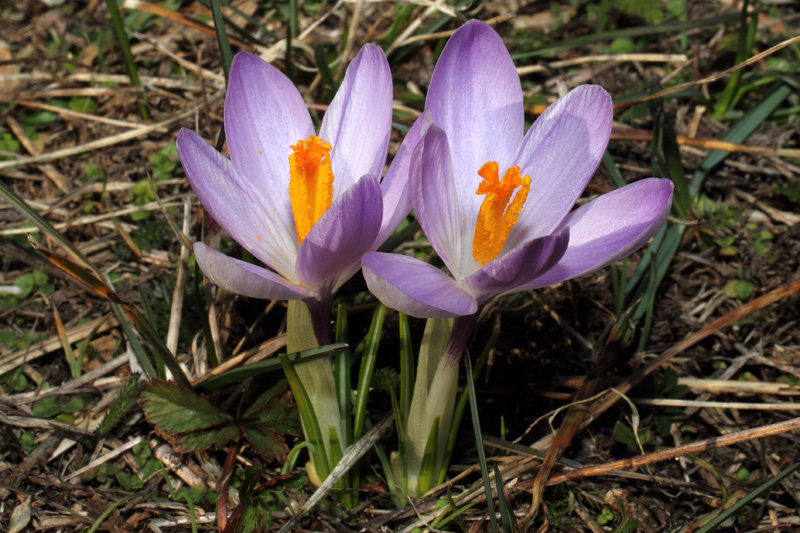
493,464,514,533
334,304,352,446
398,312,414,421
105,0,148,119
695,463,798,533
438,323,497,485
713,0,755,119
333,304,355,508
209,0,233,82
689,83,792,196
353,303,385,441
511,13,739,60
465,356,498,533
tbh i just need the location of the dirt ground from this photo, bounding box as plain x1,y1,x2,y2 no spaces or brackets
1,0,800,531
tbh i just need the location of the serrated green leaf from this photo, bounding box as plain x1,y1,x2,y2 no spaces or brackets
141,380,233,433
178,424,240,453
242,425,289,461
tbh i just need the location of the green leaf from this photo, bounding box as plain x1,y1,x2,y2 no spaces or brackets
13,274,35,298
141,380,238,452
33,396,61,418
241,387,301,435
609,37,636,54
178,424,240,453
242,425,289,461
68,97,99,113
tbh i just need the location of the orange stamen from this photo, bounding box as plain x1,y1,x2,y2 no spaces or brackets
288,135,334,243
472,162,531,266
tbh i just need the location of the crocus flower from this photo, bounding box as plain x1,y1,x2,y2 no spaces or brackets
362,20,674,318
177,46,423,338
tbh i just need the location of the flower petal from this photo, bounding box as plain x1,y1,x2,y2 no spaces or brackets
374,112,433,248
362,253,478,318
411,124,470,278
296,176,383,293
426,20,523,223
507,85,613,248
522,178,674,289
194,242,312,300
224,52,314,243
177,128,298,277
463,228,569,301
319,44,393,197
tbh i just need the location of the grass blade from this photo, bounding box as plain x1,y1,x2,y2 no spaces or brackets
353,303,386,441
493,464,514,533
209,0,233,82
398,312,414,421
465,356,498,533
198,343,348,390
689,83,792,196
279,352,331,480
439,320,498,485
695,463,798,533
105,0,148,119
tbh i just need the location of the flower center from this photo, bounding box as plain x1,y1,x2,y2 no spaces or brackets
472,161,531,266
288,135,334,244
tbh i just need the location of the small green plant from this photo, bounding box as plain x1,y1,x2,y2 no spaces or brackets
225,462,305,532
141,379,300,461
597,507,615,526
0,268,53,309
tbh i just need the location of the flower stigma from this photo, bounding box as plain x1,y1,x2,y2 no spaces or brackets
472,161,531,266
289,135,334,244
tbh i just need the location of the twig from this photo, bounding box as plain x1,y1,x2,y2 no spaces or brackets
64,437,144,481
635,398,800,411
166,198,192,357
544,417,800,485
0,91,223,170
277,413,394,533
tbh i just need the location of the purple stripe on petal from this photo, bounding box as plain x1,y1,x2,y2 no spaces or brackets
224,52,314,237
522,178,674,289
463,228,569,302
362,253,478,318
411,124,469,278
177,128,299,278
426,20,524,226
319,44,393,197
508,85,613,248
374,113,433,248
194,242,311,300
296,176,383,293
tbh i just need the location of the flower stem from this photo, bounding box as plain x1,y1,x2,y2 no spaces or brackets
286,300,343,486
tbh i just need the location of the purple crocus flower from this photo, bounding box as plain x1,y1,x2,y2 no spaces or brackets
362,20,674,320
177,46,423,340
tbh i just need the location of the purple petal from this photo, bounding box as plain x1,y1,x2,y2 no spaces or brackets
362,253,478,318
522,178,674,289
319,44,393,197
224,52,314,242
411,124,470,278
177,129,298,278
426,20,523,225
296,176,383,292
507,85,613,248
374,113,433,248
194,242,311,300
463,228,569,301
